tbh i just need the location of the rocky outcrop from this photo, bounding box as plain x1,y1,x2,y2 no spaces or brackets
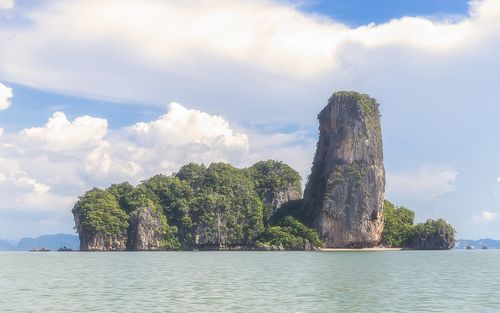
74,213,127,251
72,188,129,251
127,207,167,251
78,232,127,251
407,234,455,250
247,160,303,221
303,91,385,248
406,219,456,250
262,188,302,216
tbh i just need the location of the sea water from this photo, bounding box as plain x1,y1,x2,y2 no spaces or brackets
1,250,499,312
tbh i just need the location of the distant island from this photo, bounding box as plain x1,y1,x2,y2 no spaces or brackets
455,239,500,249
0,234,79,251
72,91,456,251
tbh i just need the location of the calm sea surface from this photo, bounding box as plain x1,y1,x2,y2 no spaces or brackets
1,250,499,312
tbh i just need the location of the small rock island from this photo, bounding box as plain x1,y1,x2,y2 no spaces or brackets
72,91,455,251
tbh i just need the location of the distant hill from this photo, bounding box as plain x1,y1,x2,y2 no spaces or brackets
16,233,80,251
455,239,500,249
0,239,16,251
0,234,80,251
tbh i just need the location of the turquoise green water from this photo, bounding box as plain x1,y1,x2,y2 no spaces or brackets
1,250,499,312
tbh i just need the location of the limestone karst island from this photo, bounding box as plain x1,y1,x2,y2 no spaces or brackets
72,91,456,251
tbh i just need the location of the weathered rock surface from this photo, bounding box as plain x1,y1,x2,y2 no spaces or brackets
127,207,167,251
303,91,385,248
74,210,127,251
78,232,127,251
72,188,129,251
407,233,455,250
262,188,302,216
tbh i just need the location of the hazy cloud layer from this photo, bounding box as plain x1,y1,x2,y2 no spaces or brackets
0,0,14,10
475,211,497,223
386,165,458,201
0,0,499,123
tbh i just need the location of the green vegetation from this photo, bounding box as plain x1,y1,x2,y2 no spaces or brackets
73,188,129,235
382,200,415,247
382,200,456,249
257,216,323,250
74,160,321,250
246,160,302,222
332,90,379,115
407,218,456,250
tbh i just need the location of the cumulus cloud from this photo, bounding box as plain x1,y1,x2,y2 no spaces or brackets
21,112,108,152
386,165,458,201
129,102,248,150
474,211,497,223
0,82,12,110
0,102,252,214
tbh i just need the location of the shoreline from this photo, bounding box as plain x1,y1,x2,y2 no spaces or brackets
319,247,404,252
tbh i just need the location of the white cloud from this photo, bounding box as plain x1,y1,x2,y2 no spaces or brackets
0,0,498,118
0,82,13,111
387,165,458,201
21,112,108,152
14,175,50,194
0,0,14,10
129,102,248,150
0,102,253,213
474,211,497,223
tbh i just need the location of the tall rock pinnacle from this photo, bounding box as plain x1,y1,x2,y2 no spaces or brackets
303,91,385,248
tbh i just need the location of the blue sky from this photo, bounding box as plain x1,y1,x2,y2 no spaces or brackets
301,0,469,26
1,0,499,240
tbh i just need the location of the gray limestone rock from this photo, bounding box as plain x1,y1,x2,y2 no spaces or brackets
127,207,167,251
303,91,385,248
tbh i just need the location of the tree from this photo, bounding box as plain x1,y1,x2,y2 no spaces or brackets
73,188,129,235
247,160,302,222
257,216,323,250
382,200,415,247
407,219,456,250
189,163,264,247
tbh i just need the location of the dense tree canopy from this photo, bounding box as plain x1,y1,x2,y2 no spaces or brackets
257,216,324,250
382,200,415,247
72,188,129,235
382,200,455,249
73,160,454,250
73,160,320,250
246,160,302,222
407,219,456,250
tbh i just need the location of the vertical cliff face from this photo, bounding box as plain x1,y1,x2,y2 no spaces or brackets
77,231,127,251
262,188,302,215
72,188,129,251
74,210,127,251
303,91,385,248
127,207,167,251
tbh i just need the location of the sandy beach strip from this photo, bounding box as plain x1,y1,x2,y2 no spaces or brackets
318,247,404,252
